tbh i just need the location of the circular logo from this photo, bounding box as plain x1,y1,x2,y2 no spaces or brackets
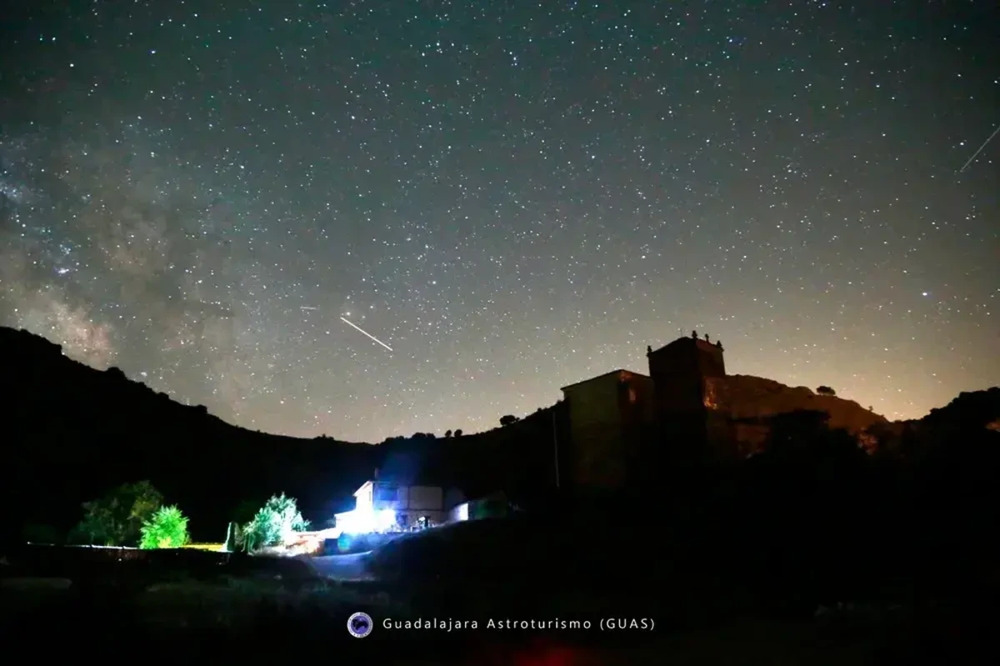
347,611,374,638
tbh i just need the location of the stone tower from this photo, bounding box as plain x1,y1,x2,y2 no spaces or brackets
646,333,727,456
646,334,725,412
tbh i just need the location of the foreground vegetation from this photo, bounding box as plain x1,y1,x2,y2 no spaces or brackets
0,538,984,664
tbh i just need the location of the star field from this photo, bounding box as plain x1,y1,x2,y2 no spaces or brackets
1,1,997,443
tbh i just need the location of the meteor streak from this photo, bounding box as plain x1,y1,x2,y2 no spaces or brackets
340,316,393,351
300,306,318,311
958,123,1000,174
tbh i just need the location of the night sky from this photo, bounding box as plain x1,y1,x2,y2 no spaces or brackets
1,1,997,443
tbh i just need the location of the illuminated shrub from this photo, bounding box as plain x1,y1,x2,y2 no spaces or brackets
139,505,190,549
240,493,310,552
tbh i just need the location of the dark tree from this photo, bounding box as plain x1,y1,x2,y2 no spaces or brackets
816,386,836,396
454,429,463,437
70,480,164,546
499,414,518,427
445,429,453,438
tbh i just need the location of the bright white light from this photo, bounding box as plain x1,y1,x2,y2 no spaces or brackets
376,508,397,530
335,507,397,534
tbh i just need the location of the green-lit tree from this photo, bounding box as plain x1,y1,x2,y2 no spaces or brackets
240,493,310,552
139,505,190,549
71,480,164,546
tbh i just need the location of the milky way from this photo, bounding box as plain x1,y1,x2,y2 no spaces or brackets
1,1,997,442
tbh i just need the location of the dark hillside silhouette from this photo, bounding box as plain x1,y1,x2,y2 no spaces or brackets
0,326,564,544
369,404,566,507
0,327,378,543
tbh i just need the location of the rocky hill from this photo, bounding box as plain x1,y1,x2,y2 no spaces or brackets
703,374,888,455
707,375,887,431
919,387,1000,430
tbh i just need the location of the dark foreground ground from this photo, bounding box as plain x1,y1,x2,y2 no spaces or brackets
3,514,998,664
0,573,949,665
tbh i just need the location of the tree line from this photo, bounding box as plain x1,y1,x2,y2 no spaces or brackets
56,480,310,553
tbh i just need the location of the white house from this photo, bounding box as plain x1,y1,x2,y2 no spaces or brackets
335,472,464,534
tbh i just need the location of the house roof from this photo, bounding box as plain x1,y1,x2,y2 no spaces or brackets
648,335,723,356
352,479,374,497
560,368,648,392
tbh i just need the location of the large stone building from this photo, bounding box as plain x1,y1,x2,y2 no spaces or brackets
559,330,886,490
559,370,655,488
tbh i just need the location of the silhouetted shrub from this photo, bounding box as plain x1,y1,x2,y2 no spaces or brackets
70,480,164,546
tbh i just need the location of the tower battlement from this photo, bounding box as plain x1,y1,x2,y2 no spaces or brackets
646,331,726,400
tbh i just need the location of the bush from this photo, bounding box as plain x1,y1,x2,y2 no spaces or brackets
71,480,164,546
139,505,190,549
240,493,310,552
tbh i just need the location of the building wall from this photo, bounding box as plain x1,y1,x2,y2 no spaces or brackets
619,373,657,476
397,509,447,529
620,373,657,428
355,481,455,528
449,494,510,522
563,373,624,488
372,481,401,511
371,482,445,511
354,480,374,511
648,337,726,417
405,485,444,511
562,370,653,489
